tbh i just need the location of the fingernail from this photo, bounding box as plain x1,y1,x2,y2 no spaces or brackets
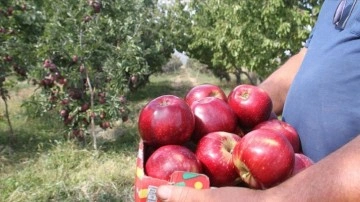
157,185,172,200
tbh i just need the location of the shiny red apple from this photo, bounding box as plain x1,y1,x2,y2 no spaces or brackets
138,95,195,146
195,131,242,187
291,153,314,176
145,145,202,181
253,119,301,153
232,128,295,189
228,84,273,129
185,83,227,107
190,97,238,141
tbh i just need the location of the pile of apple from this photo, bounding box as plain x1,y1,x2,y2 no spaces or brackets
138,84,314,189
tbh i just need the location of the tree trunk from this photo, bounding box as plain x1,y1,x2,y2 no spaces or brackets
2,97,16,147
241,71,256,85
234,68,242,84
86,70,97,150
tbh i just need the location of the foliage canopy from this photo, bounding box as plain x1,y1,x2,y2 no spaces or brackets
167,0,324,82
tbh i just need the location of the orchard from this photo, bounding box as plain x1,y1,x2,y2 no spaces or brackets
1,0,175,148
1,0,322,149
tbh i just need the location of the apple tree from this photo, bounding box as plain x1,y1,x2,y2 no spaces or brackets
0,0,44,145
26,0,174,148
168,0,321,83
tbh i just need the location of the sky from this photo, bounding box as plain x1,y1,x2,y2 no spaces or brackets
173,49,189,65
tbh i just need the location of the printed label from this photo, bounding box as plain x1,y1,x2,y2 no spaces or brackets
146,185,158,202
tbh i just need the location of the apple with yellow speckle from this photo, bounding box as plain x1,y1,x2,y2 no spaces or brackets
195,131,242,187
232,128,295,189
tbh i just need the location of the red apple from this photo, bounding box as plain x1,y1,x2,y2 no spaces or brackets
80,103,90,112
145,145,202,181
43,59,52,68
185,83,227,107
130,75,138,84
92,1,101,13
138,95,195,146
72,55,78,63
61,98,70,105
60,109,68,118
83,15,92,22
292,153,314,176
195,131,242,187
253,119,301,153
98,96,106,104
228,84,273,129
100,121,111,129
7,7,13,16
190,97,237,141
232,128,295,189
99,111,106,119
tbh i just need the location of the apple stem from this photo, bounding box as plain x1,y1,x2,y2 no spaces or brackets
240,91,250,100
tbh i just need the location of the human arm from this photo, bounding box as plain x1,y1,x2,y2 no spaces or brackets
156,135,360,202
258,48,307,115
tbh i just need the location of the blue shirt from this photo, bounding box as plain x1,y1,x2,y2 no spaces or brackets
283,0,360,162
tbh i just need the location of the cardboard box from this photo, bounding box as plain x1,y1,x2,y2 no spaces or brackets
134,140,210,202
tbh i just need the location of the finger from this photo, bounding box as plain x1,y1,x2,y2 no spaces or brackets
156,185,206,202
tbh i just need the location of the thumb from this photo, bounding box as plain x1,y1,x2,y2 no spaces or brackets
156,185,205,202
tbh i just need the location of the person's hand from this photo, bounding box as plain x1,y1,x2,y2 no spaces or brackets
156,185,208,202
156,185,267,202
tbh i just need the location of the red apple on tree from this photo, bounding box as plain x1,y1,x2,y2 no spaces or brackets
130,75,138,84
61,98,70,105
291,153,314,176
228,84,273,129
72,55,78,63
60,109,68,118
145,145,202,181
195,131,242,187
92,1,102,13
99,111,106,119
7,7,13,16
190,97,238,141
43,59,52,68
100,121,111,129
232,128,295,189
138,95,195,146
80,103,90,112
185,83,227,107
83,15,92,23
253,119,301,153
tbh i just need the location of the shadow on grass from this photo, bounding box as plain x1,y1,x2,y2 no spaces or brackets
0,114,67,164
98,127,140,154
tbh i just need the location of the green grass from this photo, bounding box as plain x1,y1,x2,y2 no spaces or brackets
0,67,237,202
1,141,138,201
